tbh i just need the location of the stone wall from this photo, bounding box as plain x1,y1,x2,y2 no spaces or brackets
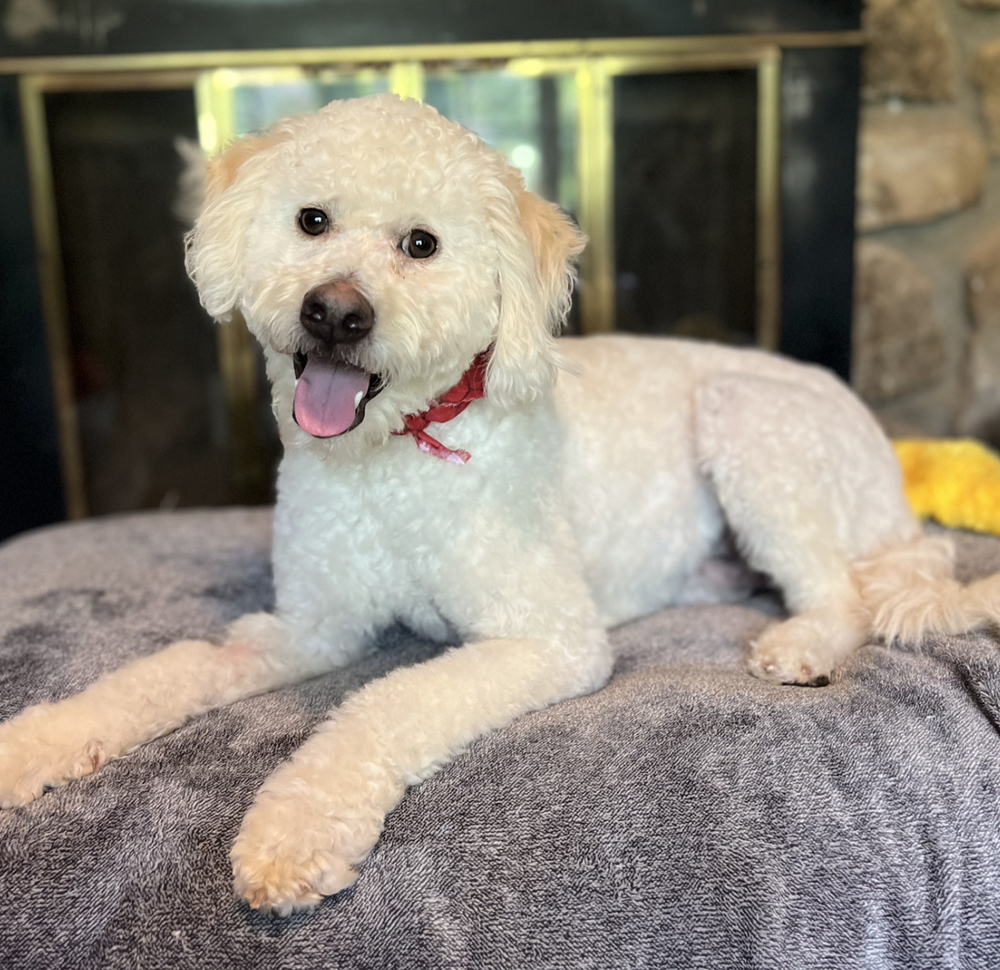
854,0,1000,441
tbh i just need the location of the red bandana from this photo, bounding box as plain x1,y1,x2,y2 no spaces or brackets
392,349,491,464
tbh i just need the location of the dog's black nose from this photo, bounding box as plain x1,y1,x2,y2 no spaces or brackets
299,281,374,346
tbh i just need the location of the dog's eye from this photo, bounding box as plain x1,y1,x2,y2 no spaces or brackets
297,208,330,236
402,230,437,259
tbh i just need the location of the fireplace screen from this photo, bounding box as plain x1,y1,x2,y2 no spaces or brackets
18,39,784,518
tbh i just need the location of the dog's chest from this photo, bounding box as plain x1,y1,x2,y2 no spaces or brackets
271,427,559,624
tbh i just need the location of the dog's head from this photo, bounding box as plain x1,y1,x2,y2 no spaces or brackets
185,94,585,453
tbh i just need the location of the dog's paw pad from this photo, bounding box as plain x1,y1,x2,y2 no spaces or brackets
748,639,833,686
796,668,831,687
85,739,107,771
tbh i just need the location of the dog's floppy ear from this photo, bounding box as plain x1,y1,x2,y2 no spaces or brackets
184,131,286,321
485,174,586,406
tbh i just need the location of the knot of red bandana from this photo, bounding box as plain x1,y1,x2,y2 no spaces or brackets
392,349,491,464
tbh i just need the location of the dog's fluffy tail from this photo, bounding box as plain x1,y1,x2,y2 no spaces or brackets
854,534,1000,644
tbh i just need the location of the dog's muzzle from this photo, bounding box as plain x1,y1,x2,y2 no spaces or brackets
292,281,384,438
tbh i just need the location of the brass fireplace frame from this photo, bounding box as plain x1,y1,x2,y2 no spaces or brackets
1,32,863,520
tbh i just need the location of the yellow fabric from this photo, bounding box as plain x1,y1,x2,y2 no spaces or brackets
893,438,1000,536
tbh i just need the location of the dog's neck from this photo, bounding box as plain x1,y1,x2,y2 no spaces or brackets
391,349,492,465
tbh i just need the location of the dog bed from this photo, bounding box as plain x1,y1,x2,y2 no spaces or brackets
1,508,999,969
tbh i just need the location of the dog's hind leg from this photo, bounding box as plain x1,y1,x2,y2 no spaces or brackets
693,369,920,686
0,612,352,808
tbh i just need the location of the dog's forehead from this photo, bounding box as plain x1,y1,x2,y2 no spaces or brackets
263,96,505,221
307,94,484,157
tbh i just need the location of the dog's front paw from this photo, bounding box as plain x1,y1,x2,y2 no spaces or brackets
0,702,110,807
748,617,834,687
231,781,385,915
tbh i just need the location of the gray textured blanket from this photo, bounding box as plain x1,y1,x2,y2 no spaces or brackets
1,509,999,969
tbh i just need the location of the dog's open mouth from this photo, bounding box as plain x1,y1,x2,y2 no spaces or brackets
292,352,384,438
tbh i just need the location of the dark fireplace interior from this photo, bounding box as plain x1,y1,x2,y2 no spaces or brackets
45,89,280,515
614,70,759,343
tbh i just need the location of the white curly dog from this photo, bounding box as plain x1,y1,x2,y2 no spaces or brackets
2,94,998,914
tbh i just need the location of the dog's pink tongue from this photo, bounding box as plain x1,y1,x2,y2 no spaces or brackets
293,358,370,438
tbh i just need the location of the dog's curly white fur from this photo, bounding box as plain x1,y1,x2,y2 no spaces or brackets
3,94,999,915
